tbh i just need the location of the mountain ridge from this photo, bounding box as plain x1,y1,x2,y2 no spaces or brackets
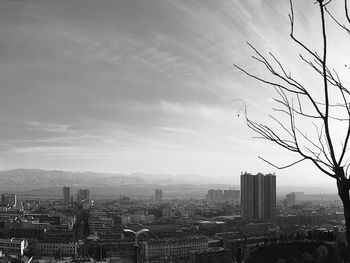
0,169,221,190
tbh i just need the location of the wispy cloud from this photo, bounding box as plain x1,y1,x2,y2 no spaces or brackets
0,0,342,187
26,121,73,133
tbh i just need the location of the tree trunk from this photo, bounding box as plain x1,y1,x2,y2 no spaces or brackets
336,172,350,250
342,196,350,249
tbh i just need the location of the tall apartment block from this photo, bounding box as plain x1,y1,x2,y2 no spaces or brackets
155,189,162,202
63,186,70,205
241,172,276,221
1,194,17,207
263,173,276,220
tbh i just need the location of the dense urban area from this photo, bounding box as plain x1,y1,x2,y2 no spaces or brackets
0,172,345,263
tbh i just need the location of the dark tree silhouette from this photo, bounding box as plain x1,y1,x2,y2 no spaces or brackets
235,0,350,248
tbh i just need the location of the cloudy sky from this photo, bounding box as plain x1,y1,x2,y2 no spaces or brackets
0,0,348,188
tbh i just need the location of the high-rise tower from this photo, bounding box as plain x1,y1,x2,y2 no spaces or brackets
63,187,70,205
155,189,162,202
241,172,254,221
253,173,264,219
263,174,276,219
241,172,276,221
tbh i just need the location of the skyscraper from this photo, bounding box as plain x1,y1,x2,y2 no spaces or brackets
253,173,264,219
155,189,162,202
241,172,276,221
241,172,254,221
263,173,276,220
63,187,70,205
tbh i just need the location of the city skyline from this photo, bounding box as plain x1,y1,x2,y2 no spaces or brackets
1,0,348,188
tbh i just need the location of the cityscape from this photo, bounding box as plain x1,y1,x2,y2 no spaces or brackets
0,170,344,263
1,0,350,262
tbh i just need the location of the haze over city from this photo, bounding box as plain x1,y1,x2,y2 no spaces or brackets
2,0,349,190
2,0,350,262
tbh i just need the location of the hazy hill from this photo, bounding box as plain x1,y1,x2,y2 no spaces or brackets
0,169,221,189
0,169,235,199
0,169,336,199
0,169,147,191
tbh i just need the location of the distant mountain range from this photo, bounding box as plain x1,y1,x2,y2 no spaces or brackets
0,169,146,189
0,169,336,199
0,169,234,188
0,169,237,199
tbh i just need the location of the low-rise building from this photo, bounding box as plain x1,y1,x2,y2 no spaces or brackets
142,236,208,262
36,242,78,257
190,247,234,263
22,221,53,231
1,194,17,207
0,238,26,256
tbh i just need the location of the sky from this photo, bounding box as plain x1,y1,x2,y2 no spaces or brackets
0,0,348,189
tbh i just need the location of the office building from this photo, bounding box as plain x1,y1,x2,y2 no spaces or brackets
155,189,162,202
77,189,89,202
63,187,70,205
241,172,276,221
2,194,17,207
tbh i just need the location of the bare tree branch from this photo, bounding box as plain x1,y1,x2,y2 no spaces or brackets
289,0,322,63
258,156,306,169
236,0,350,246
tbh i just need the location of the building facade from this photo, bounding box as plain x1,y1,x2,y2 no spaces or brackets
63,187,70,205
155,189,162,202
142,236,208,262
263,174,276,220
253,173,264,219
190,247,234,263
89,209,114,235
0,238,26,256
206,189,223,202
241,172,276,221
36,242,78,257
1,194,17,207
285,192,296,207
77,189,90,202
241,173,254,221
